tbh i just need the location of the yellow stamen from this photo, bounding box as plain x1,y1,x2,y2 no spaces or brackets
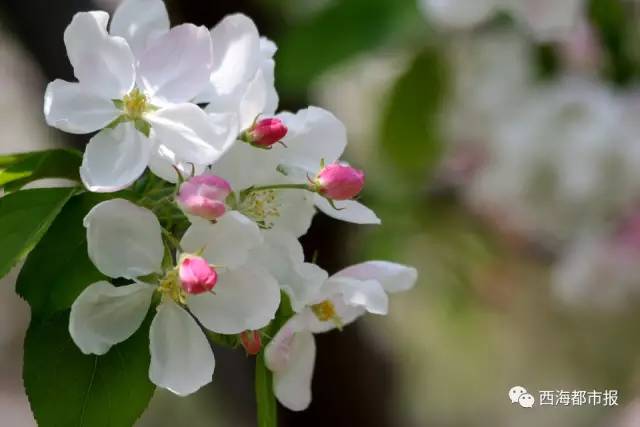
122,88,148,120
157,270,187,305
239,190,280,228
311,300,342,329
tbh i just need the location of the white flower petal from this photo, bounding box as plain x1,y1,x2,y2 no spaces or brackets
260,37,277,59
69,281,154,355
278,107,347,173
181,211,263,268
330,277,389,315
149,301,215,396
238,68,277,130
209,141,280,191
251,231,327,312
80,122,152,193
147,143,206,183
64,11,135,99
84,198,163,279
138,24,213,103
44,80,119,134
110,0,170,57
209,14,261,99
299,299,365,334
270,330,316,412
147,105,236,165
272,190,317,238
334,260,418,293
313,196,380,225
188,265,280,334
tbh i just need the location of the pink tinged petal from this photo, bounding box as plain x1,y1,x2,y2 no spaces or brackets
64,11,135,99
313,195,380,225
246,117,288,148
316,163,365,200
270,330,316,412
110,0,170,58
69,281,154,355
149,301,215,396
181,211,263,268
147,104,236,165
80,122,152,193
209,14,261,98
138,24,213,103
44,80,119,134
334,260,418,293
239,330,262,355
278,107,347,174
177,174,231,221
179,256,218,294
187,265,281,334
84,199,164,279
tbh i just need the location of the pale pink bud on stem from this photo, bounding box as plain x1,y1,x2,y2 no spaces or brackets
177,174,231,221
315,163,365,200
240,330,262,355
244,118,288,148
179,256,218,294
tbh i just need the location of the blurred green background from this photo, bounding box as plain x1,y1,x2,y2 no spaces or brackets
3,0,640,426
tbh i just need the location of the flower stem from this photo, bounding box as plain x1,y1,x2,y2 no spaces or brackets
245,183,313,193
255,352,278,427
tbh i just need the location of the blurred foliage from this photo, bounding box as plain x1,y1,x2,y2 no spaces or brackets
274,0,421,95
379,46,448,181
589,0,640,85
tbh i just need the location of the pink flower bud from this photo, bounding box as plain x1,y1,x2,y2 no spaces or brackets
247,118,287,148
179,256,218,294
240,330,262,355
316,163,365,200
177,174,231,221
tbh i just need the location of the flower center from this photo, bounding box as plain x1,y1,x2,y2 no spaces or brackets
239,190,280,228
311,300,339,322
122,88,148,120
157,270,187,305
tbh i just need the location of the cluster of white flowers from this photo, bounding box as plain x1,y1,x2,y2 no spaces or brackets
427,2,640,309
43,0,417,409
419,0,585,41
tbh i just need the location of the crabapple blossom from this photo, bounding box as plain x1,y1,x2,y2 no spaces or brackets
179,256,218,294
243,117,288,148
70,199,280,395
177,174,232,221
265,261,417,410
314,163,365,201
44,7,237,192
240,330,262,355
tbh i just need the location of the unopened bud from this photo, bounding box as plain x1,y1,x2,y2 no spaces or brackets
177,174,231,221
315,163,365,200
240,330,262,355
245,118,287,148
179,256,218,294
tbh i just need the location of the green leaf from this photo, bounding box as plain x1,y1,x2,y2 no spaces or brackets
255,351,277,427
276,0,419,93
0,149,82,192
24,310,155,427
16,192,119,320
0,187,76,279
379,46,448,179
